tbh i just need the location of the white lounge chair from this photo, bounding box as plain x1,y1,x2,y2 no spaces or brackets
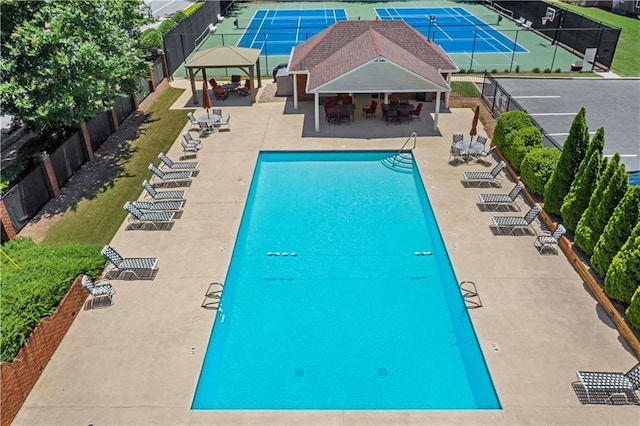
131,200,184,212
462,161,506,187
534,223,566,254
577,363,640,404
491,204,541,235
81,275,115,308
101,245,158,280
148,164,195,184
124,202,175,230
478,182,525,211
142,180,186,201
158,152,199,170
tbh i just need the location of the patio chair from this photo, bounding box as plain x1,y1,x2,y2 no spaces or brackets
491,204,542,235
213,85,228,100
181,140,200,158
453,132,464,144
101,245,158,280
449,143,466,164
158,153,199,170
362,100,377,119
198,121,214,134
397,108,411,124
231,74,241,85
410,102,423,121
339,108,351,124
182,132,202,147
81,275,115,308
478,182,525,211
131,200,184,212
238,79,251,96
342,95,353,105
325,105,339,124
208,78,218,88
148,164,195,184
142,180,186,201
124,201,174,230
218,113,231,131
534,223,566,254
187,112,199,131
462,161,506,187
386,109,398,125
577,363,640,404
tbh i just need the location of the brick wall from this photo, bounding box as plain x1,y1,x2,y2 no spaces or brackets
0,276,87,426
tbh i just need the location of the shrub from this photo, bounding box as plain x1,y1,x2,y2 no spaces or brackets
532,67,541,73
544,68,552,73
158,18,177,34
560,150,602,232
171,10,186,22
491,69,498,73
543,107,589,215
0,238,105,361
626,282,640,331
606,221,640,304
520,147,561,195
139,28,163,59
493,111,532,154
504,126,543,172
555,68,562,73
575,154,619,254
515,65,520,73
576,162,628,255
592,186,640,279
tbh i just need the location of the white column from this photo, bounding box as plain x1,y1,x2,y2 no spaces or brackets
434,92,441,131
314,92,320,132
445,73,451,108
293,74,298,110
384,93,389,104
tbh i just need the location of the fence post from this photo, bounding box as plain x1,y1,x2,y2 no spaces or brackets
79,123,94,162
0,199,17,240
38,152,60,198
149,69,157,92
109,102,119,132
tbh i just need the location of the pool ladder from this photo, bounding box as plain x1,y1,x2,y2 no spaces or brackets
381,132,416,172
391,132,417,168
460,281,483,309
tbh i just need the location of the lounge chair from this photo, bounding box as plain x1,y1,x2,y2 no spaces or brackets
462,161,506,187
478,182,525,211
142,180,186,201
158,153,199,170
534,223,566,254
124,201,174,230
491,204,541,235
131,200,184,212
148,164,195,184
101,245,158,280
81,275,115,308
577,363,640,404
187,112,199,131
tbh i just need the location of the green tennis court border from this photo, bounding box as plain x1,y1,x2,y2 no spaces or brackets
173,0,582,79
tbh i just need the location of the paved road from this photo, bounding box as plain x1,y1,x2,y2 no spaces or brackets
495,78,640,173
145,0,196,18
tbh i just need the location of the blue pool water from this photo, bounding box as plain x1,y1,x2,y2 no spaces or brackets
629,171,640,186
192,151,500,410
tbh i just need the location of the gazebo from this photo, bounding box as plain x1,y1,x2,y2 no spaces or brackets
184,46,263,103
287,21,459,132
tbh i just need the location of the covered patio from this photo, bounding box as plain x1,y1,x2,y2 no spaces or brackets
287,20,459,132
184,46,263,104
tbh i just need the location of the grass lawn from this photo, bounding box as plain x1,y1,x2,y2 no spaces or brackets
550,1,640,76
42,87,193,246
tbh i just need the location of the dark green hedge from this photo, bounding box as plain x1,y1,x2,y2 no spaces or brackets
140,28,163,59
520,147,561,196
0,238,104,362
158,18,177,34
493,111,532,156
504,126,543,173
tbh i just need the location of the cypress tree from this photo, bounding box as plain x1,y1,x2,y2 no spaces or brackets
606,221,640,304
593,186,640,278
578,127,605,176
578,164,629,255
625,283,640,331
560,150,602,232
543,107,590,215
575,154,619,254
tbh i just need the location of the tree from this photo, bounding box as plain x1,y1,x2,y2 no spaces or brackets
626,284,640,331
578,127,605,176
574,154,619,254
543,108,590,215
0,0,153,134
605,221,640,305
560,149,602,232
592,186,640,279
576,163,628,255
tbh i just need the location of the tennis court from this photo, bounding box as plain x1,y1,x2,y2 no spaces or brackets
238,9,348,55
376,7,526,54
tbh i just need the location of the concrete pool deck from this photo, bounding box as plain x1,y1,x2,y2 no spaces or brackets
13,80,639,425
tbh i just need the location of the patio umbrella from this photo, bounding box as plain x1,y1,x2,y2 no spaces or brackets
469,105,480,142
202,80,213,120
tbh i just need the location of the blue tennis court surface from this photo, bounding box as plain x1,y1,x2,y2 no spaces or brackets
376,7,526,54
238,9,348,55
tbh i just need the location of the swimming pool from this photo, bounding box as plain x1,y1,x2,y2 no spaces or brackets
192,151,500,409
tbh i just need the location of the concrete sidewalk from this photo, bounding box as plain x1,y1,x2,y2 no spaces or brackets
13,80,639,426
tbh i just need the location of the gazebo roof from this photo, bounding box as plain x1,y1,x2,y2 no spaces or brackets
184,46,261,69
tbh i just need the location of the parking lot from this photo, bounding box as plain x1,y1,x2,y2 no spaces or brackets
494,78,640,173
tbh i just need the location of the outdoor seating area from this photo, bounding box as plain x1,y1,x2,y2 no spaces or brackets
324,97,356,125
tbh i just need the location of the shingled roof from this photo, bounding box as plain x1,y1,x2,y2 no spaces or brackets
289,20,458,92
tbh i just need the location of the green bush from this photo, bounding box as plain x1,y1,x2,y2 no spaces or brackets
0,238,104,361
515,65,520,73
626,281,640,331
493,111,532,155
171,10,186,22
504,126,543,173
520,147,561,196
575,154,619,254
532,67,541,73
606,220,640,304
158,18,177,34
139,28,163,59
592,186,640,279
555,68,562,73
543,107,590,215
560,150,602,231
544,68,552,73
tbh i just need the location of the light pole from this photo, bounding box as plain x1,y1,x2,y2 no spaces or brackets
427,15,437,41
